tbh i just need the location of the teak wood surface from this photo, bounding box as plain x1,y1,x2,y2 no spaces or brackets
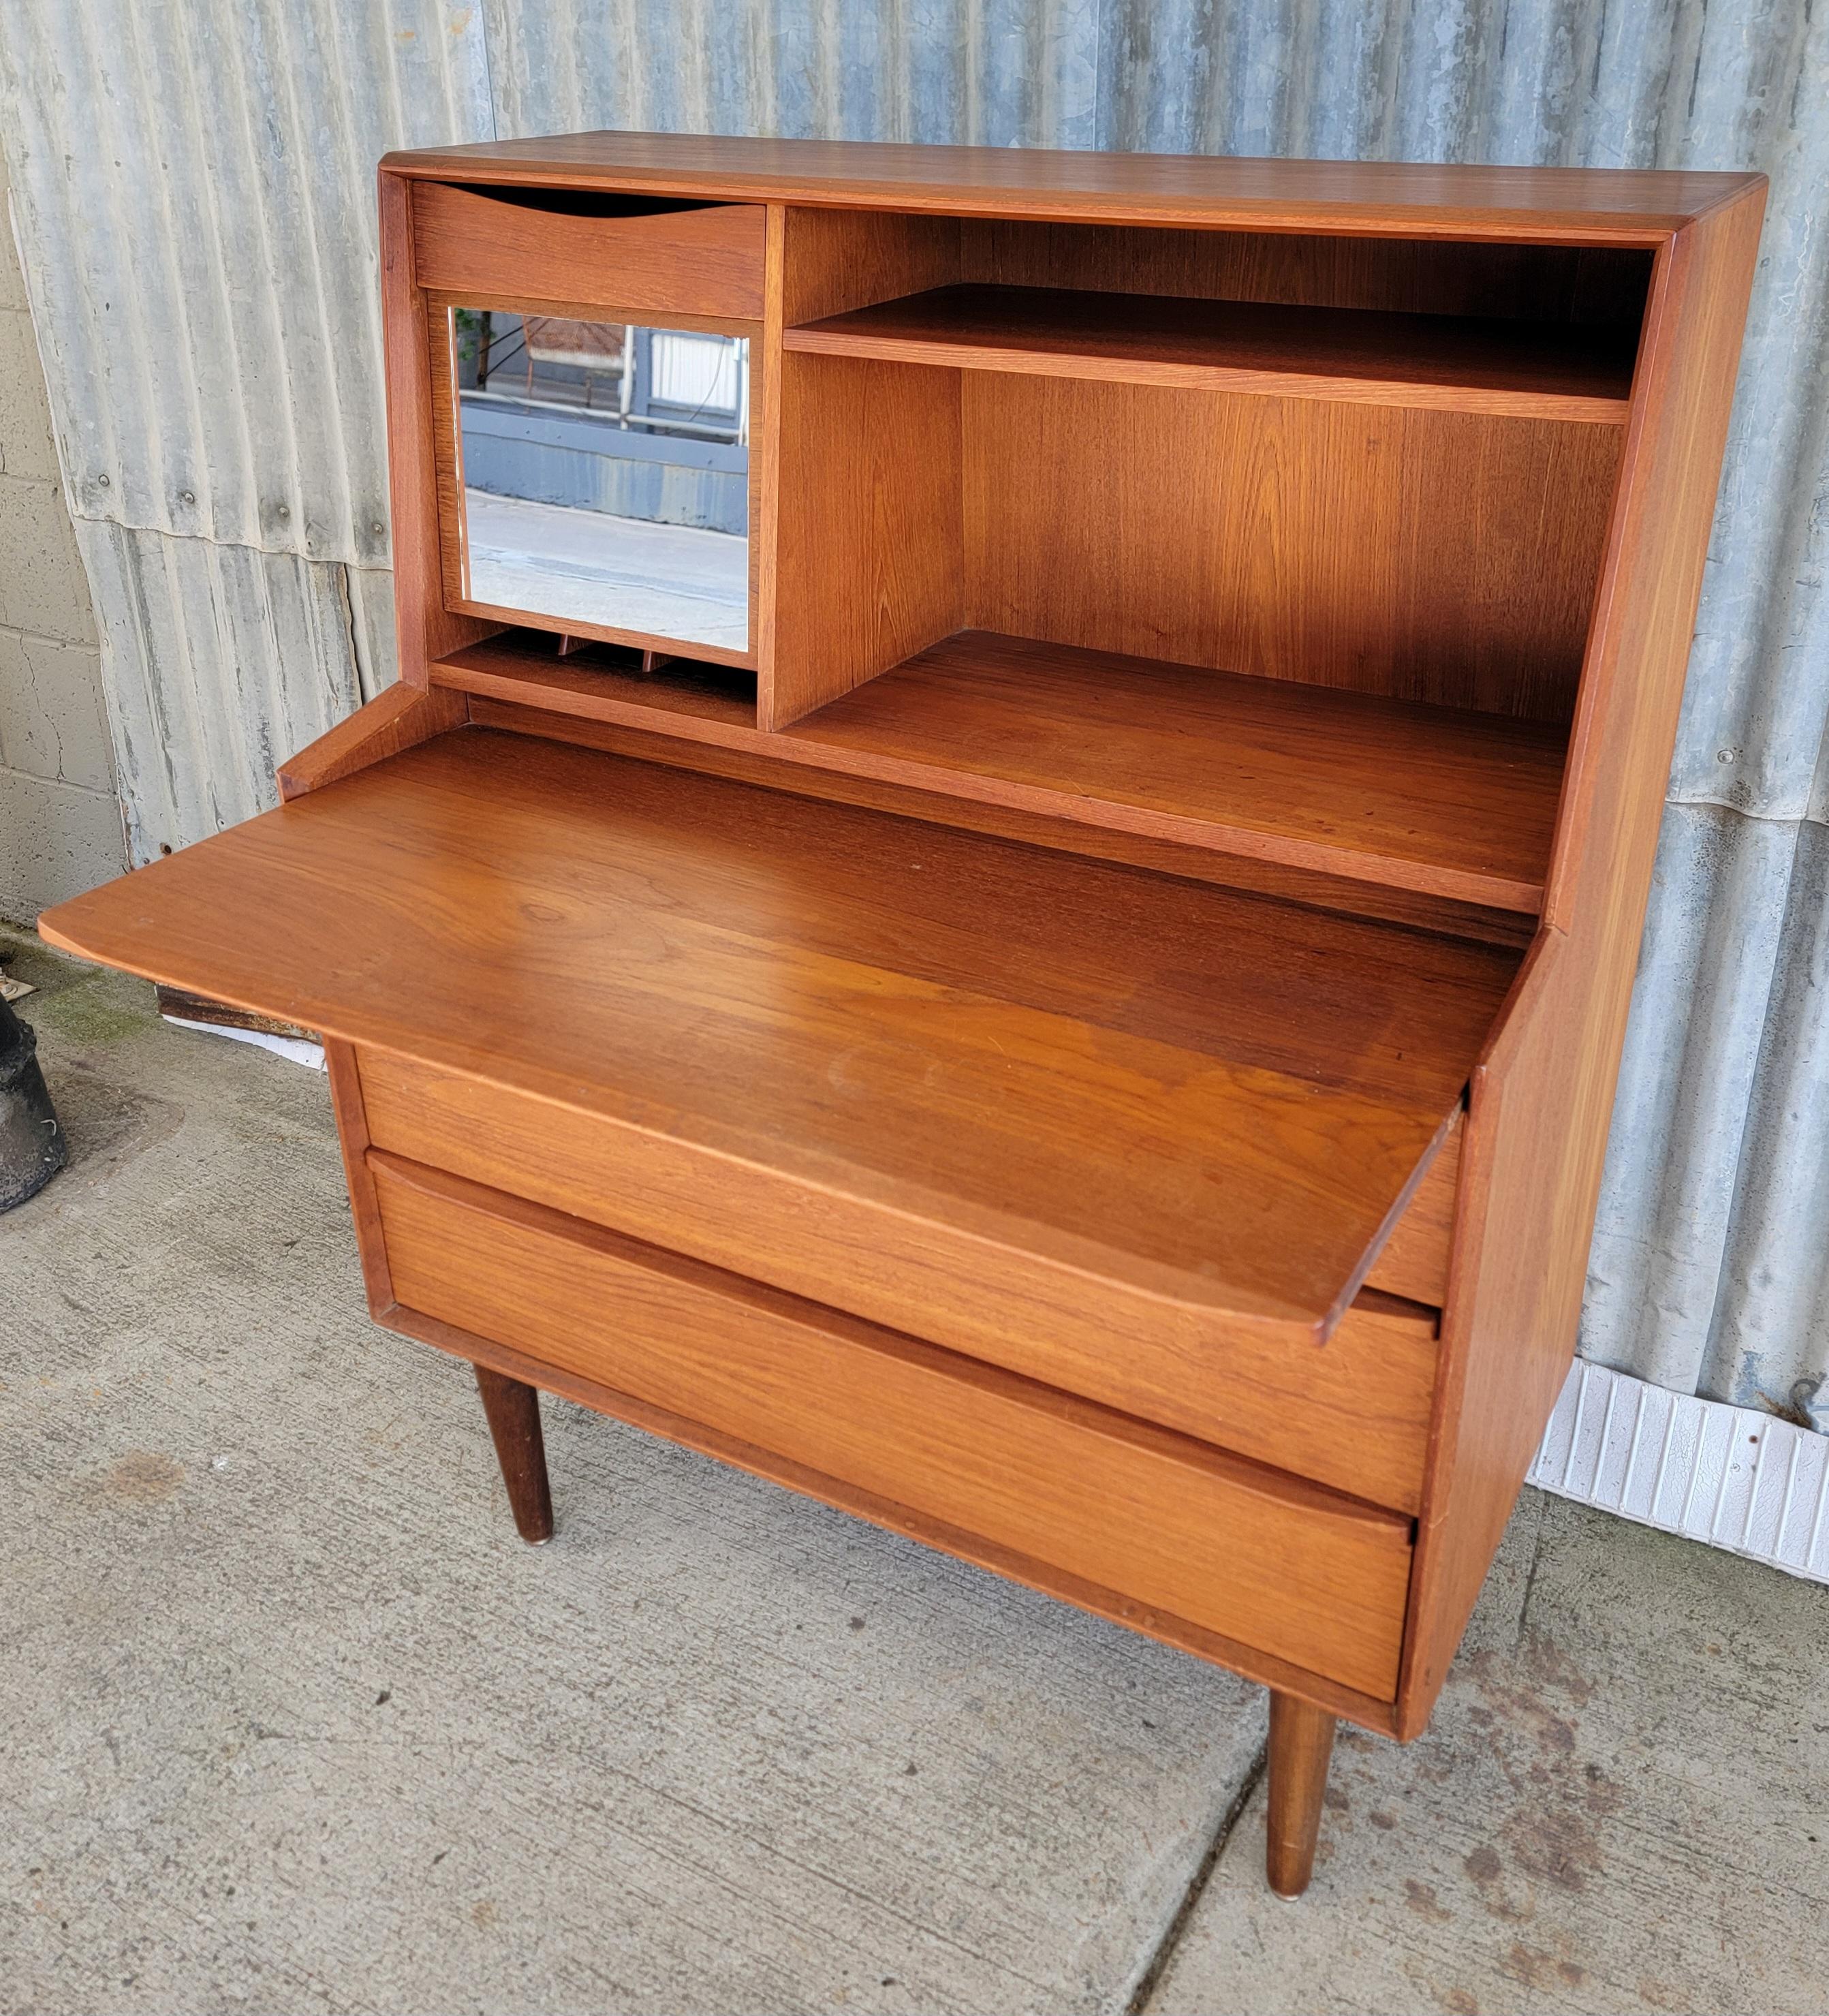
354,1044,1445,1513
786,283,1638,420
454,688,1536,948
381,133,1759,242
428,630,1571,910
372,1151,1415,1698
40,726,1511,1516
1395,179,1766,1735
780,632,1570,910
411,180,767,320
39,136,1766,1883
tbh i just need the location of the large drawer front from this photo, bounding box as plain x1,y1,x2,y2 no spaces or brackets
356,1049,1439,1514
370,1152,1413,1700
411,180,766,321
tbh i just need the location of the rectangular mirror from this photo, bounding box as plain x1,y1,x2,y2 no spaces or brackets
449,309,749,654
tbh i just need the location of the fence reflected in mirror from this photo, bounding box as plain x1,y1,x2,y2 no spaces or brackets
449,309,749,654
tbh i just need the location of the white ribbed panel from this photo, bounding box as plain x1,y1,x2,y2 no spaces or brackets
1531,1360,1829,1584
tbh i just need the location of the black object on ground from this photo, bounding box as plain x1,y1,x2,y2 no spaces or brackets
0,994,65,1209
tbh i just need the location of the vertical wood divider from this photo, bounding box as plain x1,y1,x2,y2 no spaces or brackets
377,168,497,689
753,202,787,725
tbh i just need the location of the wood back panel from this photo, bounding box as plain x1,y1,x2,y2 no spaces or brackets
371,1150,1416,1698
963,220,1652,324
963,374,1622,722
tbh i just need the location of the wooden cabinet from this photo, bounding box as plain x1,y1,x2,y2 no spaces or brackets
40,135,1765,1898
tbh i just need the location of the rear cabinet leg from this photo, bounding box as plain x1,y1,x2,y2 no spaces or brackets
474,1365,554,1544
1264,1691,1337,1899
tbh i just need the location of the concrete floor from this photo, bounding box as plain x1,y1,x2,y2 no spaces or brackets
3,921,1826,2016
463,489,749,653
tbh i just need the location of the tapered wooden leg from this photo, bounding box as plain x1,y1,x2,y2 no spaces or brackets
474,1365,554,1544
1265,1691,1336,1899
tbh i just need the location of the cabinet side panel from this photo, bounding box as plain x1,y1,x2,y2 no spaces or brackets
1398,189,1766,1736
379,172,497,685
277,685,469,800
963,374,1620,722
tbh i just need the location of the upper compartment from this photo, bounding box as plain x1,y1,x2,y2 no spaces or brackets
767,211,1650,730
395,174,1657,933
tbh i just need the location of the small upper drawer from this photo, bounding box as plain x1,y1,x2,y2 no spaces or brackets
411,180,766,321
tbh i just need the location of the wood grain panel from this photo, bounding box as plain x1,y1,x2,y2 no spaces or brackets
964,373,1621,723
381,1294,1402,1737
766,351,961,726
37,730,1514,1510
764,205,968,727
381,136,1762,244
460,686,1535,946
377,172,497,685
411,179,766,318
787,286,1636,422
1365,1112,1460,1307
371,1151,1415,1698
1398,186,1767,1735
277,683,471,801
356,1044,1443,1511
782,632,1567,912
963,220,1653,324
324,1036,392,1316
779,206,962,324
443,629,1567,914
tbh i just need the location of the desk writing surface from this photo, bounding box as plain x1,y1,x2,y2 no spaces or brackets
41,727,1518,1333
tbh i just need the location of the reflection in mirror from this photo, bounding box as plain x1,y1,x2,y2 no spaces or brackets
451,310,749,653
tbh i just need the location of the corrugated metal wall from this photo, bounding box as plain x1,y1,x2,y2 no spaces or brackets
1,0,1823,1427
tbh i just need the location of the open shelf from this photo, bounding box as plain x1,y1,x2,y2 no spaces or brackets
785,285,1638,421
434,632,757,732
437,629,1567,916
782,634,1567,913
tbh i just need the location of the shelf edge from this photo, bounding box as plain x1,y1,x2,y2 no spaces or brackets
783,323,1631,424
433,655,1548,915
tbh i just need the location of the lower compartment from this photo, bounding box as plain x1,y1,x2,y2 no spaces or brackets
368,1149,1414,1700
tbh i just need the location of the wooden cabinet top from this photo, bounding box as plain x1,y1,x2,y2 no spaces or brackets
380,131,1762,241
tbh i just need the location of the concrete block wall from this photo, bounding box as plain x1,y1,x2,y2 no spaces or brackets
0,155,121,925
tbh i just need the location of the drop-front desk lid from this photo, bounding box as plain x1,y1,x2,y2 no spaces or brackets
42,724,1518,1344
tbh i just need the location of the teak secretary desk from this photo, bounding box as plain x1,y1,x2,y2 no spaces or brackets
43,135,1764,1897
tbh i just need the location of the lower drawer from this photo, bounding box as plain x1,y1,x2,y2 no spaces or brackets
369,1150,1413,1701
356,1048,1441,1513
